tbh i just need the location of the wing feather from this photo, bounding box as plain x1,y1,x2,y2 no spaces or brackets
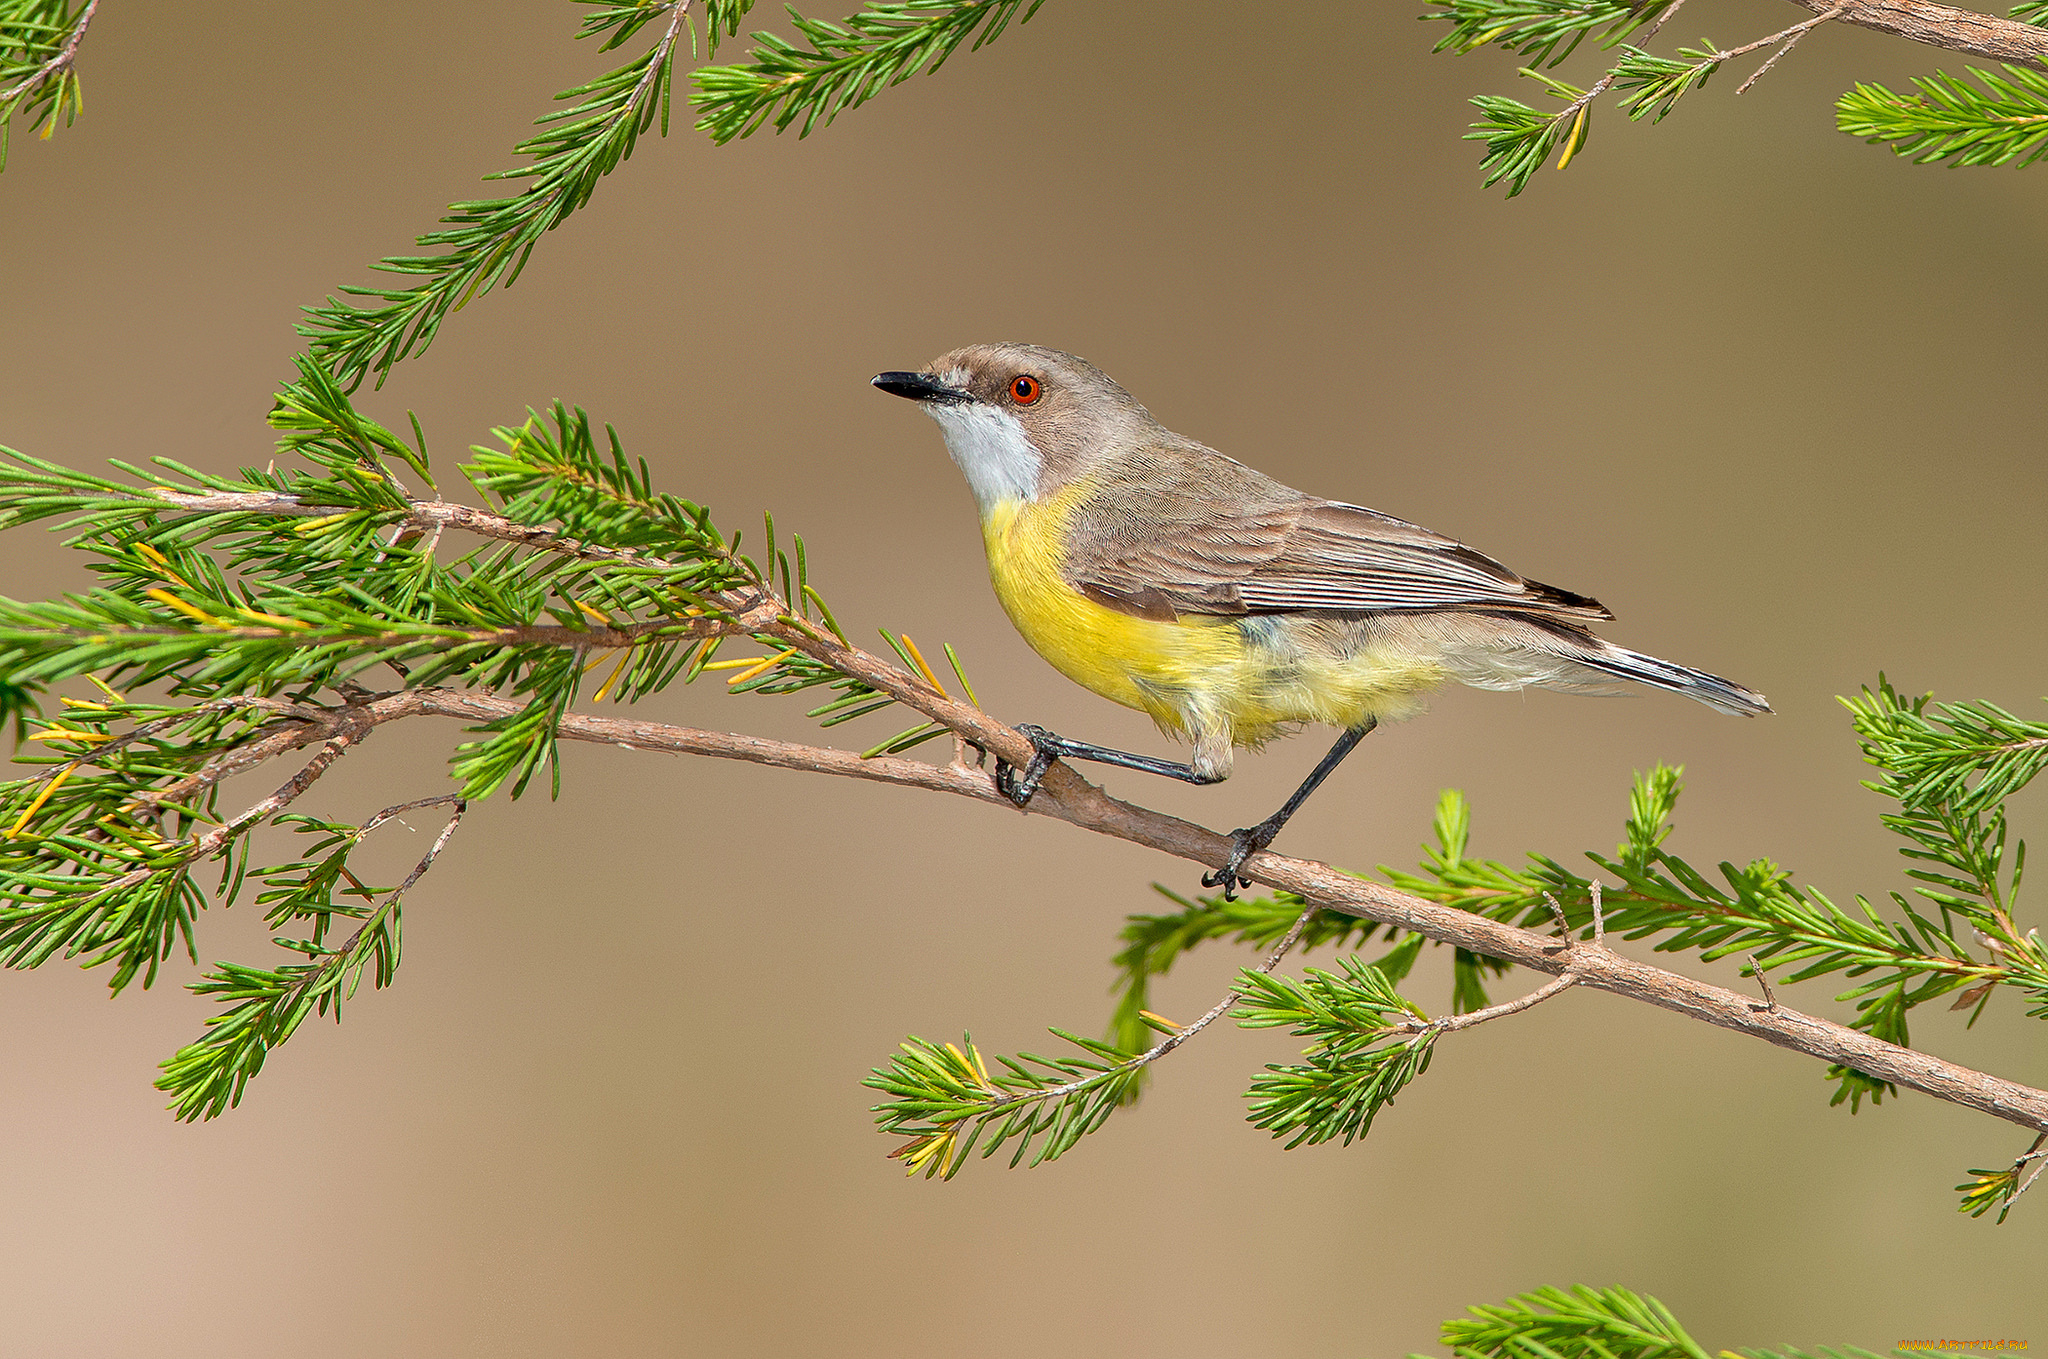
1062,470,1610,622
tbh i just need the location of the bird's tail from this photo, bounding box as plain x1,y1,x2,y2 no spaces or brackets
1578,643,1771,717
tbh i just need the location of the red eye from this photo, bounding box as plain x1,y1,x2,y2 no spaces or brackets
1010,375,1041,405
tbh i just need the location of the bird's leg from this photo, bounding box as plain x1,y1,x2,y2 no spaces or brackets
1201,720,1378,900
994,724,1225,809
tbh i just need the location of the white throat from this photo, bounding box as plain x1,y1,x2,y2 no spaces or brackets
925,401,1040,515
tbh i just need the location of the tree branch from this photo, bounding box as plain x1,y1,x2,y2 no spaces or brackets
1784,0,2048,65
365,686,2048,1136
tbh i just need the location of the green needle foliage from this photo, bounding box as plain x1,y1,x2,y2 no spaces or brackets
0,363,970,1118
0,0,90,171
1955,1136,2047,1223
1467,71,1591,197
1426,0,1668,68
158,801,461,1121
1849,686,2048,814
14,6,2036,1348
1461,46,1729,196
1,697,295,996
868,952,1445,1175
1610,45,1722,122
10,353,2034,1218
1837,65,2048,167
692,0,1042,143
865,1029,1148,1178
872,913,1448,1171
1423,1283,1904,1359
1236,956,1437,1148
1431,0,2048,192
300,1,759,391
1438,1285,1712,1359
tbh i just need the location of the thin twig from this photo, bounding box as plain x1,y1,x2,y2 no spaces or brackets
132,714,343,820
988,905,1320,1111
2012,1133,2048,1208
0,0,99,104
634,3,692,109
1542,884,1603,947
1543,890,1572,939
1558,69,1621,123
1146,904,1318,1060
78,700,397,892
191,725,369,856
279,797,465,1009
1743,952,1779,1011
1737,22,1816,93
1731,4,1846,92
1713,4,1846,62
375,796,466,899
1398,973,1579,1037
1634,0,1689,48
358,793,468,840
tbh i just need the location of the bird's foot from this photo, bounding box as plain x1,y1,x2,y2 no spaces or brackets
1200,819,1282,901
993,724,1061,809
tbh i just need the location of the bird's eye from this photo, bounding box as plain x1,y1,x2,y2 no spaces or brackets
1010,375,1042,405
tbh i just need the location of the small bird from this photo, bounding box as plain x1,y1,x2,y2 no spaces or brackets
873,344,1768,895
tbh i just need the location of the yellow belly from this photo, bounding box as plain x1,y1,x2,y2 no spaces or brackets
978,490,1447,746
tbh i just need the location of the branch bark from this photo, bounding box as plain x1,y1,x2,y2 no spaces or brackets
375,686,2048,1136
1784,0,2048,64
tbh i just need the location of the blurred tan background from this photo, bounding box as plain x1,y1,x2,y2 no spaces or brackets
2,1,2045,1353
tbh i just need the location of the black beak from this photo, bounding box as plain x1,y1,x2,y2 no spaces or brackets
871,371,972,405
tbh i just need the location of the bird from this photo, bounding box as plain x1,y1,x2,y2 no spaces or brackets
871,343,1769,897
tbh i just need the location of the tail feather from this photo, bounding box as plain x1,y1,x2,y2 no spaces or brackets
1579,644,1771,717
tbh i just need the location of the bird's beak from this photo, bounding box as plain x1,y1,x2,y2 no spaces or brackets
871,371,972,405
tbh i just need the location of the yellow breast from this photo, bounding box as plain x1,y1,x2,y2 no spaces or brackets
977,486,1450,745
980,490,1226,729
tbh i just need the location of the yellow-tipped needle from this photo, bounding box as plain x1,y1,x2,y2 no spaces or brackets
144,588,224,626
590,648,633,704
6,766,76,839
720,648,799,686
134,543,191,588
899,633,947,697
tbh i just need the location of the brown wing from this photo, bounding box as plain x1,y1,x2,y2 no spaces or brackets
1236,501,1611,619
1062,455,1610,623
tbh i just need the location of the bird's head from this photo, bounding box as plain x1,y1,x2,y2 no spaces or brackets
872,343,1159,513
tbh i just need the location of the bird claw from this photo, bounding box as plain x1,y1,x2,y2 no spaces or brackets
1201,822,1279,901
993,724,1060,808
